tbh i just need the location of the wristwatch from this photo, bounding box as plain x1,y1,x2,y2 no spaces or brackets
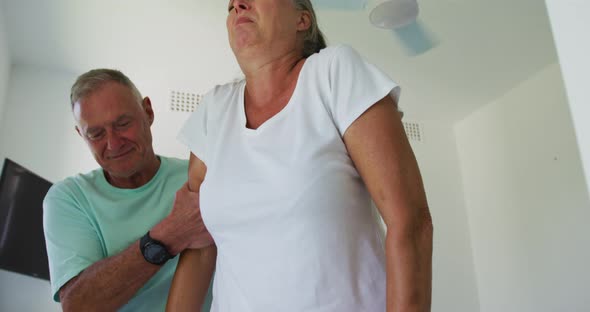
139,231,175,265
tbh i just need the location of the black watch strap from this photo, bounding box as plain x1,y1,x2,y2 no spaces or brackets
139,231,175,265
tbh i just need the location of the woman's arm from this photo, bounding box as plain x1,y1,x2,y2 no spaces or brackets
343,96,433,312
166,153,217,312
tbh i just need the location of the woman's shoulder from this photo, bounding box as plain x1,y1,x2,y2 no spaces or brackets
204,79,245,101
317,43,358,56
198,79,244,112
194,79,244,123
311,44,363,67
319,43,356,54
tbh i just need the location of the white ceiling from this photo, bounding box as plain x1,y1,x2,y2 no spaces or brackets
0,0,559,122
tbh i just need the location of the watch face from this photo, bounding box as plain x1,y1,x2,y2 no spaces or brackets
145,244,168,264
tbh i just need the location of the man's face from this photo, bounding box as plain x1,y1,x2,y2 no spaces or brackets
73,82,155,180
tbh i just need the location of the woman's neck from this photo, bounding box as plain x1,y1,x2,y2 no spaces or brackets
240,50,305,107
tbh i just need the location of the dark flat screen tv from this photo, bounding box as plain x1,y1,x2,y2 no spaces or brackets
0,158,52,280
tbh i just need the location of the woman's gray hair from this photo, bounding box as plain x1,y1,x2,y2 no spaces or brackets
70,68,143,110
292,0,327,57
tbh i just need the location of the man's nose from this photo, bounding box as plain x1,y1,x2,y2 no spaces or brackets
106,132,124,151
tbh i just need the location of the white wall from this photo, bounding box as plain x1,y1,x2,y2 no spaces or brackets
545,0,590,197
0,4,11,130
0,65,81,179
455,63,590,312
409,122,480,312
0,65,76,312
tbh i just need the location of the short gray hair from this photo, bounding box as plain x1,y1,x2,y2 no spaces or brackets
70,69,143,110
292,0,327,57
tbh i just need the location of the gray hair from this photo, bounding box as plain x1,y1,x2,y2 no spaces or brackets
292,0,327,58
70,68,143,110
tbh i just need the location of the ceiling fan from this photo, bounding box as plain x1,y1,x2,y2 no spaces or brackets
312,0,436,56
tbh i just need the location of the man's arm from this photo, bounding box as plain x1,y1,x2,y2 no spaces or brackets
166,153,217,311
58,181,212,311
59,240,160,311
343,96,433,312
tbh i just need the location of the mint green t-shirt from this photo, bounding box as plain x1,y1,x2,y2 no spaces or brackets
43,156,212,311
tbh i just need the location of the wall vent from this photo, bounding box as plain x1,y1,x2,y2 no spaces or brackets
403,122,424,142
170,90,202,112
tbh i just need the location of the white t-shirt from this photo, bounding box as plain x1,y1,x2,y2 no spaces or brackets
178,44,400,312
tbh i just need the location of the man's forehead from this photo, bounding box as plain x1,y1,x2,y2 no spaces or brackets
74,100,138,130
78,112,132,129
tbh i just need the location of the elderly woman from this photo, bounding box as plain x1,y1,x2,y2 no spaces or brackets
168,0,433,311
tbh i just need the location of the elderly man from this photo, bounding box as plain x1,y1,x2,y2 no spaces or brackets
43,69,214,311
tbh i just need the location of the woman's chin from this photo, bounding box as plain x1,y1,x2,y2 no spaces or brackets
231,37,261,54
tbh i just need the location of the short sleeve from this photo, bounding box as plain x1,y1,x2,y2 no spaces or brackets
327,45,401,136
43,183,103,302
177,92,210,164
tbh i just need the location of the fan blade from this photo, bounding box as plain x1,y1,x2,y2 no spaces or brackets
312,0,367,10
393,20,438,56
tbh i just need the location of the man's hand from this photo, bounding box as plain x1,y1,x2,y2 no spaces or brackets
150,182,214,255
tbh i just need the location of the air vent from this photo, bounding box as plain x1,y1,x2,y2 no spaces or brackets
170,90,202,112
403,122,423,142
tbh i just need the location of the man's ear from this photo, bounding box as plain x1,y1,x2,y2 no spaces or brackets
142,97,155,125
297,10,312,32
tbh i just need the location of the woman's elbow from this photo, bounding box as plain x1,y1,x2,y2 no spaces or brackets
389,206,433,244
